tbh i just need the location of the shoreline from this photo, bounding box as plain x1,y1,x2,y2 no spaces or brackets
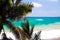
33,22,60,31
33,26,60,31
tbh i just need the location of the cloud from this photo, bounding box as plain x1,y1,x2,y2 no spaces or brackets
48,0,58,2
32,2,42,8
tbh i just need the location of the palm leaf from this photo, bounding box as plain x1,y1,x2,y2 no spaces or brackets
0,23,3,33
34,31,41,40
4,20,20,39
30,25,34,38
17,27,30,39
21,19,35,39
21,19,30,36
0,16,3,33
15,0,21,5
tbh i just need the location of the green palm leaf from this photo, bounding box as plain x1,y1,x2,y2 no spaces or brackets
21,19,34,39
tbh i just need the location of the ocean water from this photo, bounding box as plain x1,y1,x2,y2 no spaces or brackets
11,17,60,27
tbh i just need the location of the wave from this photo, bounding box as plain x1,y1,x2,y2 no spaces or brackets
36,19,43,21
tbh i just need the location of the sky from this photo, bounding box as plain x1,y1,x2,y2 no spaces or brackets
22,0,60,17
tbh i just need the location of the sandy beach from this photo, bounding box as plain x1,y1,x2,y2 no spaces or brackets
33,27,60,40
34,26,60,31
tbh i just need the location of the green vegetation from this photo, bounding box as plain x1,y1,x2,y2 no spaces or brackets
21,19,34,39
0,0,33,40
0,0,41,40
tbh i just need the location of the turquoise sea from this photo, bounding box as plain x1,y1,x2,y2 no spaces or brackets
11,17,60,27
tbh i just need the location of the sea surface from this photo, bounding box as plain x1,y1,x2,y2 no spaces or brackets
3,17,60,29
11,17,60,26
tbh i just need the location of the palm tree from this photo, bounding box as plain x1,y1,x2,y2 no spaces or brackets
0,0,33,39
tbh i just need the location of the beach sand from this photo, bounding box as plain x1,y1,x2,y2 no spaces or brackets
33,26,60,40
34,26,60,31
31,22,60,40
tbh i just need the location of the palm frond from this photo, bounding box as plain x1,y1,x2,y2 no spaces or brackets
0,23,3,33
21,19,29,36
33,31,41,40
0,0,33,20
17,27,30,39
21,19,35,39
4,20,30,40
30,25,34,38
0,16,3,33
4,20,20,39
2,32,13,40
15,0,21,5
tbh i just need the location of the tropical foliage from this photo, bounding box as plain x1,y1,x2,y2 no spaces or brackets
21,19,34,39
0,0,33,40
0,0,33,32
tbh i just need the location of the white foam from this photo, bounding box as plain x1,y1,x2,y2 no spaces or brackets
36,19,43,21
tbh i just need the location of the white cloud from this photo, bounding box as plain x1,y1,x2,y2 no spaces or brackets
32,2,42,8
48,0,58,2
